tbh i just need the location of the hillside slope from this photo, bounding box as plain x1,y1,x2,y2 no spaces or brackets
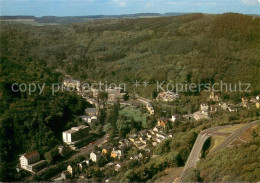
1,13,260,97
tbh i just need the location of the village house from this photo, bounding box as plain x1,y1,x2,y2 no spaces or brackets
90,151,102,162
114,163,121,171
157,117,168,127
146,102,154,115
58,145,71,157
169,114,182,122
67,165,77,176
209,91,219,101
128,134,137,142
85,108,98,116
256,102,260,109
139,137,147,144
77,160,88,171
102,144,112,154
228,104,238,112
219,102,228,111
156,132,167,139
156,91,179,102
250,97,257,103
19,151,46,173
156,137,165,143
91,89,99,98
63,79,81,91
61,170,71,180
193,111,210,121
81,115,98,124
209,105,218,112
110,149,122,159
242,97,249,107
200,103,209,115
62,125,89,145
106,87,126,102
256,95,260,101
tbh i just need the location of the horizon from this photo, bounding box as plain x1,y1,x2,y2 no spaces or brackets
1,0,260,17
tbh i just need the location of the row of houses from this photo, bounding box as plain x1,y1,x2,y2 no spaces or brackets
242,95,260,108
128,127,171,149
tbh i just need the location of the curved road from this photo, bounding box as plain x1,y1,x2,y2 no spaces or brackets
179,120,260,183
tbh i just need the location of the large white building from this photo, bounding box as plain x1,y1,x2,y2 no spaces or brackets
20,151,40,168
19,151,46,173
62,125,89,144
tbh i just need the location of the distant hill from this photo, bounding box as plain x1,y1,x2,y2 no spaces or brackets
0,12,189,24
0,13,259,97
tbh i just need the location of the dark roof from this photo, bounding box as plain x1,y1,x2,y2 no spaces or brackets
24,151,39,159
86,108,98,113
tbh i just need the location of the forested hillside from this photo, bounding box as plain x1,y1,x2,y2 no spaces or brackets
1,13,259,97
0,13,260,181
0,58,88,180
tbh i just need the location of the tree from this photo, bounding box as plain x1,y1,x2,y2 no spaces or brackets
44,148,59,165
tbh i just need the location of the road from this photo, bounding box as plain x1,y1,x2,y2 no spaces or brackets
179,120,260,183
209,120,260,154
26,134,108,181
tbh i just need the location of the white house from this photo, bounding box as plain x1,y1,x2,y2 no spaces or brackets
256,95,260,101
19,151,46,173
62,125,89,144
90,151,101,162
20,151,40,168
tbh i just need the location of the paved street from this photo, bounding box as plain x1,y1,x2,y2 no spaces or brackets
179,120,260,183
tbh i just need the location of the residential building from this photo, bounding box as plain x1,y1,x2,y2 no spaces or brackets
156,91,179,101
200,103,209,114
219,102,228,111
63,79,81,91
67,165,77,176
146,102,154,115
62,125,89,144
209,91,219,101
91,89,99,98
111,149,122,159
193,111,209,121
77,160,87,171
19,151,46,173
114,164,121,171
256,95,260,101
256,102,260,109
128,134,137,142
90,151,101,162
242,97,248,107
20,151,40,168
85,108,98,116
157,117,168,127
61,171,70,180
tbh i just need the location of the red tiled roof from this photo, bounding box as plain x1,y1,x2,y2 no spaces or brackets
24,151,39,159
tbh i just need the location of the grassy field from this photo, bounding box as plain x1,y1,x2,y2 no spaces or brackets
217,124,247,133
119,106,148,128
209,136,226,153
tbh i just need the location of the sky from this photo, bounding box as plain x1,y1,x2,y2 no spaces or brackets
0,0,259,16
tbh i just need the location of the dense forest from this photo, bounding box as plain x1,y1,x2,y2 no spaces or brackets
1,13,260,98
0,13,260,181
0,57,89,180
